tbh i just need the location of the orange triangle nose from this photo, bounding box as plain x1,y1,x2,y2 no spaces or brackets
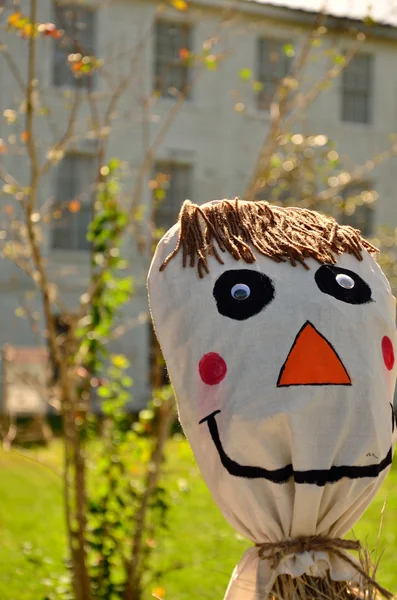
277,322,351,387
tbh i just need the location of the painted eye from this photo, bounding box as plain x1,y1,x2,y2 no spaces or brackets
231,283,251,300
213,269,275,321
336,273,355,289
315,265,373,305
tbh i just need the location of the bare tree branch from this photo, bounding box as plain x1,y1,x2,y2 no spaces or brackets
21,3,91,599
306,144,397,205
244,20,365,201
40,86,82,177
282,34,365,134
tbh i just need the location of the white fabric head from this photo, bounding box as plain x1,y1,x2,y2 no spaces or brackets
148,200,397,599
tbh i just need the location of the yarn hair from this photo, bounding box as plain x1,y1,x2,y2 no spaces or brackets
159,198,379,278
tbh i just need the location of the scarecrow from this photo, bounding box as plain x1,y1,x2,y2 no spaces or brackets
148,198,397,600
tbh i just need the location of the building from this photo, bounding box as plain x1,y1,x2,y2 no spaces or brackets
0,0,396,410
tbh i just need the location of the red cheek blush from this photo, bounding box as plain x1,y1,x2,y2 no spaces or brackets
199,352,227,386
382,336,395,371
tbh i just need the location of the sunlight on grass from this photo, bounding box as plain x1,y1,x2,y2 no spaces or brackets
0,439,396,600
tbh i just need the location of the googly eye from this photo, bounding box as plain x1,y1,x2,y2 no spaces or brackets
336,273,355,290
231,283,251,301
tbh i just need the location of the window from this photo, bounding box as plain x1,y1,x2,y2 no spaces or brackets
52,3,96,88
256,38,292,111
153,162,193,230
338,183,375,236
341,54,373,124
154,21,191,98
52,153,96,250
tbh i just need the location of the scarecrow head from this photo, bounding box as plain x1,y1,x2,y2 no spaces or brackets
148,199,397,597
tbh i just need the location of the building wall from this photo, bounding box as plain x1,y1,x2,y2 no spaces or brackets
0,0,396,409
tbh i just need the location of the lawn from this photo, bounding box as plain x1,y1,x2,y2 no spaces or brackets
0,438,396,600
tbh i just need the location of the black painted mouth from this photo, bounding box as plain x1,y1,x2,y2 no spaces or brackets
199,409,394,487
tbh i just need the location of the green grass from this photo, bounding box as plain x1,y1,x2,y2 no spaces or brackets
0,439,396,600
0,447,66,600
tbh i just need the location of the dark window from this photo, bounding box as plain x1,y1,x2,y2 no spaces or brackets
256,38,292,111
153,161,193,230
154,21,192,98
341,54,373,124
52,153,95,250
53,3,97,88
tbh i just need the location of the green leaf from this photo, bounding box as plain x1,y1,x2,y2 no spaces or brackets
155,188,166,201
270,154,282,168
108,366,122,379
333,54,345,66
116,278,133,292
133,205,146,222
139,409,154,422
205,55,217,71
133,422,145,434
363,15,375,26
102,400,115,416
108,157,121,172
111,355,130,369
115,494,126,508
283,43,295,58
239,67,252,80
116,213,128,228
252,80,264,92
98,386,111,398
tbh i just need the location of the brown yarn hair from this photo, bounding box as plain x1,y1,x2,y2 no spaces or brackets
159,198,379,278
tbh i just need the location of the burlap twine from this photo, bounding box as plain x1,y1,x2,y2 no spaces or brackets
256,535,393,599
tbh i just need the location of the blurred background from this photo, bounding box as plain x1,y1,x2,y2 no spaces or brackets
0,1,397,599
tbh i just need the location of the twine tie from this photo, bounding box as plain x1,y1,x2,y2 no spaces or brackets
256,535,393,599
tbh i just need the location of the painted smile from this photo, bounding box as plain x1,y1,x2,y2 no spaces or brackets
199,409,395,487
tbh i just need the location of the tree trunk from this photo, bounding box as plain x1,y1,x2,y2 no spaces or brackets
124,398,176,600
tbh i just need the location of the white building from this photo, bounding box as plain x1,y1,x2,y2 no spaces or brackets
0,0,396,410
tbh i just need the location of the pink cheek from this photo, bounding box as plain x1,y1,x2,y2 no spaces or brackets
382,336,395,371
198,352,227,386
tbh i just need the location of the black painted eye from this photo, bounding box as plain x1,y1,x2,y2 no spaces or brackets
315,265,373,305
213,269,275,320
